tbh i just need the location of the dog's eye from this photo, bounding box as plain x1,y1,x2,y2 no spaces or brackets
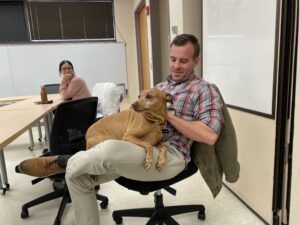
146,94,153,100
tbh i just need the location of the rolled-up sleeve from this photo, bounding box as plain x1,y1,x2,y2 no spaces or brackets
194,84,223,134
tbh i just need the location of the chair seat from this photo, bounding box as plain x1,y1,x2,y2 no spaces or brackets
113,160,205,225
115,159,198,193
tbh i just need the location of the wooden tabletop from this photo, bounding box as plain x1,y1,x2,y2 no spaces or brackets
0,94,64,150
0,94,63,111
0,95,34,103
0,108,51,149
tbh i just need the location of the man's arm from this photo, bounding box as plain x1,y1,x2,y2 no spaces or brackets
167,112,218,145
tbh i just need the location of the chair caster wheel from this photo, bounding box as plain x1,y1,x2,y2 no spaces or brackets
54,219,61,225
38,138,42,142
198,211,206,220
21,209,29,218
100,198,109,209
42,149,50,155
1,187,6,195
28,147,33,151
6,183,10,190
113,215,122,224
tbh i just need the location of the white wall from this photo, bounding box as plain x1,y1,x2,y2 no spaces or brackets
0,46,14,97
0,42,127,97
114,0,140,102
168,0,202,75
159,0,171,81
182,0,202,75
227,110,275,223
169,0,184,40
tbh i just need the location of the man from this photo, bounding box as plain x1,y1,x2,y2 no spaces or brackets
17,34,223,225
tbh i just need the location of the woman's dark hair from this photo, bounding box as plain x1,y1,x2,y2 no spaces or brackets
170,34,201,59
59,60,74,72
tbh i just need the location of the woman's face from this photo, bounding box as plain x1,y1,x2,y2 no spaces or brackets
60,63,74,77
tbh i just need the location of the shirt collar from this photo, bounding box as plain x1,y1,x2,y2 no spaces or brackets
167,73,196,86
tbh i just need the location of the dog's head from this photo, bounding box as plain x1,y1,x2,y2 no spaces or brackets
131,88,172,124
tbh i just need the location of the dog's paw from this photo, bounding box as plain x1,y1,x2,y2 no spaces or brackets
156,158,166,171
90,175,99,182
144,159,152,171
156,163,163,171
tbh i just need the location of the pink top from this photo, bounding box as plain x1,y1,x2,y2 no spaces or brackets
59,74,92,100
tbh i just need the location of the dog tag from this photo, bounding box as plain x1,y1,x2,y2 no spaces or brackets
162,129,169,134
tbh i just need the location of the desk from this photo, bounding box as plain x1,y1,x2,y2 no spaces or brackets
0,94,63,149
0,94,62,111
0,94,63,194
0,94,61,149
0,95,34,104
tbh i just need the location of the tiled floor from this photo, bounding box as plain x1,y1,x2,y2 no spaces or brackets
0,129,267,225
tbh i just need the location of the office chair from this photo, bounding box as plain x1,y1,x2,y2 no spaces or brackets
112,87,239,225
44,83,60,94
113,150,205,225
19,97,109,225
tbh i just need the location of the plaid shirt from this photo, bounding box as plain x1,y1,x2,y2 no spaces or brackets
156,74,223,163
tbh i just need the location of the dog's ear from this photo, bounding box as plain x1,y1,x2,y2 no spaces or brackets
165,93,173,104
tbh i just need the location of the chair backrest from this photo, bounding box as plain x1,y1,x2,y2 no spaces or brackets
92,82,123,116
44,84,60,94
49,97,98,155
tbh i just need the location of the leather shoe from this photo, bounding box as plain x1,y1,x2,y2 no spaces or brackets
16,156,65,177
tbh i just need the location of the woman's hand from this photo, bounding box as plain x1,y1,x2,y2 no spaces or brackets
62,73,73,80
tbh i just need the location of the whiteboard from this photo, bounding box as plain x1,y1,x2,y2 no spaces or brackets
0,42,127,97
202,0,277,116
0,46,14,97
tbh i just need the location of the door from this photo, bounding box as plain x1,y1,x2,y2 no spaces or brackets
136,2,150,90
272,0,298,224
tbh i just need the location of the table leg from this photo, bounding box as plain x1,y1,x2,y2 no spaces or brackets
48,113,54,131
28,128,34,151
0,150,9,194
0,173,4,195
37,121,43,142
43,114,52,150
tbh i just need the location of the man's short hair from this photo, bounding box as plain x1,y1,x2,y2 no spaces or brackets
170,34,200,59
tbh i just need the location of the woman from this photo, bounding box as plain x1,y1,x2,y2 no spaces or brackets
59,60,92,100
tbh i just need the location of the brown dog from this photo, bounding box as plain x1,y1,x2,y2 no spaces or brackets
86,88,172,171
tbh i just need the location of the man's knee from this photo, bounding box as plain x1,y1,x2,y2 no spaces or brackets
65,140,123,176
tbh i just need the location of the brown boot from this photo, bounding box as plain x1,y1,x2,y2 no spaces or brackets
16,156,65,177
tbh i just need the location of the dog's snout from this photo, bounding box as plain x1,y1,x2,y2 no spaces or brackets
131,102,137,109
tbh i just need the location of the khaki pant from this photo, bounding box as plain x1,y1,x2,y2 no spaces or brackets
65,140,185,225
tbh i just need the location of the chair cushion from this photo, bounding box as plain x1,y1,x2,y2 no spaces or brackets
115,159,198,193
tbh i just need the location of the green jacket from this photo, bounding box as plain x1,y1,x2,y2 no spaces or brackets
191,90,240,197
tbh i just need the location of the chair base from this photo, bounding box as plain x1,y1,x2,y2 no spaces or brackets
20,183,108,225
112,191,205,225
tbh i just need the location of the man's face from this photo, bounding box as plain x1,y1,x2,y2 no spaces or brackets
169,42,199,82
